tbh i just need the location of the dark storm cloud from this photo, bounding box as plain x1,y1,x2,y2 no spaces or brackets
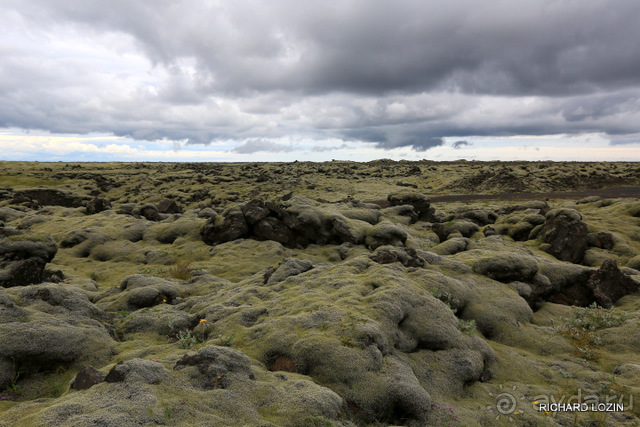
25,0,638,97
2,0,640,152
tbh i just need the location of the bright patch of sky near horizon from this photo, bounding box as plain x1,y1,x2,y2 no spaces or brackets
2,129,636,162
1,1,640,162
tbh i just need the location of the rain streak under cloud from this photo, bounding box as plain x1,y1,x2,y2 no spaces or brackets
1,0,640,161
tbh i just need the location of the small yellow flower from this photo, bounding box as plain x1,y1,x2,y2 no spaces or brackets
162,299,167,302
199,318,207,323
531,401,538,405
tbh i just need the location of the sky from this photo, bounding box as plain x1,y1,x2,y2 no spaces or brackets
2,0,640,162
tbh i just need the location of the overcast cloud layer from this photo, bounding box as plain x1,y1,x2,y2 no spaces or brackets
2,0,640,160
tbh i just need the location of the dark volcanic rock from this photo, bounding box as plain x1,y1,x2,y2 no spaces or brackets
0,233,58,287
381,204,418,223
455,209,498,226
201,206,249,245
94,175,115,192
241,199,274,225
174,345,255,390
253,216,294,245
539,262,593,307
157,199,183,214
117,274,179,309
0,258,47,288
432,220,479,241
365,221,407,250
510,222,535,242
387,191,435,222
189,188,210,202
329,217,359,245
139,204,162,221
71,365,104,390
0,189,13,202
541,260,637,308
85,197,111,215
588,260,639,308
538,209,588,264
105,359,168,384
587,231,617,250
13,188,91,208
369,246,425,268
203,197,367,249
104,363,127,383
10,192,40,209
483,225,497,237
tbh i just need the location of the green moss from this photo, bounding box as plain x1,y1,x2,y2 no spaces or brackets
0,175,69,187
19,368,75,400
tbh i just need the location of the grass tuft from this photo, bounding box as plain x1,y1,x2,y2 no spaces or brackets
168,262,193,280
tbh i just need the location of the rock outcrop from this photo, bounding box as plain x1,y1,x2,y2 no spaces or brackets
587,260,639,308
387,190,435,222
202,197,375,248
85,197,111,215
12,188,91,208
0,232,58,287
538,208,588,264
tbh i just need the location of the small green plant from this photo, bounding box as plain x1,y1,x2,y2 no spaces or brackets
224,335,235,347
458,319,476,335
560,303,628,361
168,262,193,280
211,334,235,347
8,383,21,396
192,319,213,342
431,288,458,314
167,316,178,335
162,403,174,422
176,330,197,349
559,370,575,379
113,310,132,317
1,382,23,401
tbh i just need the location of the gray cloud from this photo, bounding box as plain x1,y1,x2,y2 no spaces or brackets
311,144,348,152
25,0,638,97
232,139,293,154
2,0,640,152
610,135,640,145
452,141,470,149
